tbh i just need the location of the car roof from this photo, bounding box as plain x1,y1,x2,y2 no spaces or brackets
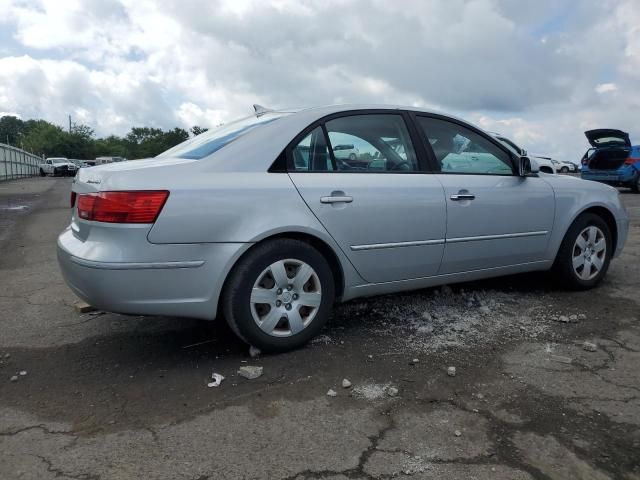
200,104,483,172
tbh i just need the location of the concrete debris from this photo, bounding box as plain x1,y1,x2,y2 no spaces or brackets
582,341,598,352
74,301,96,314
387,386,399,397
454,430,462,437
237,366,263,380
558,315,570,323
207,373,224,388
550,355,572,364
342,378,352,388
326,389,337,397
10,375,18,382
18,370,27,376
447,366,457,377
248,346,261,358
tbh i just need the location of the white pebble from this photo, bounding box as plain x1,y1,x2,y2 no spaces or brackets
19,370,27,376
387,387,399,397
454,430,462,437
341,379,352,388
327,389,337,397
447,366,456,377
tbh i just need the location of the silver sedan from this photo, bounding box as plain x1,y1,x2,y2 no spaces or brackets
57,105,629,351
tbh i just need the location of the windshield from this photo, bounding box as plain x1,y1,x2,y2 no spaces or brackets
158,112,290,160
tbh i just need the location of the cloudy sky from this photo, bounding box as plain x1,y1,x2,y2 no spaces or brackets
0,0,639,162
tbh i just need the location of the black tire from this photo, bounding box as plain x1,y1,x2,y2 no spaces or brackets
53,168,59,176
540,166,553,174
39,168,46,177
552,213,612,290
349,153,357,160
560,166,569,173
222,239,335,352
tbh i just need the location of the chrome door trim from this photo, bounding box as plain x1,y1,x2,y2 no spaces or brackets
446,230,548,244
351,239,445,251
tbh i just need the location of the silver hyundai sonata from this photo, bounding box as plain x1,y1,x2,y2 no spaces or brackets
58,105,629,351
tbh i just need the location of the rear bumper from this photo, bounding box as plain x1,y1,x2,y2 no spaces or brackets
57,227,249,320
581,169,636,186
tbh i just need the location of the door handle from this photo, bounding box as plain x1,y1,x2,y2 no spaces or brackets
320,195,353,204
450,193,476,201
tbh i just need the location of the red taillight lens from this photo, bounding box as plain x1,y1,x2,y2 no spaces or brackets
624,157,639,165
77,191,169,224
70,191,77,208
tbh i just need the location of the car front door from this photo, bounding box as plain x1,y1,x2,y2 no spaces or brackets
288,112,447,284
414,115,555,275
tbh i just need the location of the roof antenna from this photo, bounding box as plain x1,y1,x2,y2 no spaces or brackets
253,104,272,116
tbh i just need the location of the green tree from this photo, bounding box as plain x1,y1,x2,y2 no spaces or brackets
0,116,26,146
190,126,209,136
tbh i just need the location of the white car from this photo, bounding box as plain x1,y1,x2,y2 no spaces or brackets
39,157,77,177
490,134,560,174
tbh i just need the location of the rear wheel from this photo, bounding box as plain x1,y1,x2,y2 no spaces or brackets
552,213,612,289
222,239,335,352
39,168,46,177
632,174,640,193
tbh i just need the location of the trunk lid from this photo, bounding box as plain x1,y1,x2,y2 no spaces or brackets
584,129,631,148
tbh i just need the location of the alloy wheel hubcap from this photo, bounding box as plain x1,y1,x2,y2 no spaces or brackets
250,259,322,337
572,226,606,281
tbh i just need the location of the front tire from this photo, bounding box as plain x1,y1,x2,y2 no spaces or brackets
222,239,335,352
632,174,640,193
560,166,569,173
552,213,612,290
39,168,46,177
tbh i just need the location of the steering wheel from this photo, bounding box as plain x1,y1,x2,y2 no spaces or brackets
389,160,411,171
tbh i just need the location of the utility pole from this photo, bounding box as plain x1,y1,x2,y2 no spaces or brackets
68,115,72,133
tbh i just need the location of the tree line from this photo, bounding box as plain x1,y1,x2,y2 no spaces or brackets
0,115,209,160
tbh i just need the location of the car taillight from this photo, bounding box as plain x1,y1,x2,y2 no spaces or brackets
70,191,77,208
77,191,169,224
624,157,640,165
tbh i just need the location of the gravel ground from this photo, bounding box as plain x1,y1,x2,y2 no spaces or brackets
0,176,639,480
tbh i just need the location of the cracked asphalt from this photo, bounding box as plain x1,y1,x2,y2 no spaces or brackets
0,176,639,480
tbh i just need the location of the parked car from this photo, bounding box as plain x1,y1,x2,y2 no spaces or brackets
39,157,77,177
490,134,560,174
558,160,579,173
58,105,629,352
580,129,640,193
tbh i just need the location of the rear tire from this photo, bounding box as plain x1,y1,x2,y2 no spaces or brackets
552,213,612,290
222,239,335,352
39,168,46,177
632,174,640,193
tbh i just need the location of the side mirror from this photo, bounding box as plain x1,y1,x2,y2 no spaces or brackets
518,156,538,176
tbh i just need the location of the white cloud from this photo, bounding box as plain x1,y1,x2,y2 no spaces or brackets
0,0,639,161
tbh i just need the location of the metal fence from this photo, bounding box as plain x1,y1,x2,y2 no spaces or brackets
0,143,41,181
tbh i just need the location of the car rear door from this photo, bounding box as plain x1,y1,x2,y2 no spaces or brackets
287,111,447,284
413,114,555,275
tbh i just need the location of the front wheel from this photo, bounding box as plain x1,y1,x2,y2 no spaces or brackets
632,174,640,193
222,239,335,352
552,213,612,290
560,166,569,173
39,168,46,177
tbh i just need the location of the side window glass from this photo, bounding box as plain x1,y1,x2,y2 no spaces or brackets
291,127,334,172
417,117,513,175
325,114,418,172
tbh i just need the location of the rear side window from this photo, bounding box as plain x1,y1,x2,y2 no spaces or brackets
291,127,334,171
417,116,513,175
158,113,289,160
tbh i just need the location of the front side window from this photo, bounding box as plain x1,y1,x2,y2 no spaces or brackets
417,117,513,175
325,114,419,172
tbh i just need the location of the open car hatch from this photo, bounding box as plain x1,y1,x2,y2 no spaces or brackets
584,129,631,170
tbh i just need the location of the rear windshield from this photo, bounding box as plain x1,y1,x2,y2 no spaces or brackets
158,112,290,160
592,137,626,145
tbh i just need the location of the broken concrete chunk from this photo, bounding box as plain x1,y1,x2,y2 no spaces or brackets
342,378,352,389
237,365,263,380
9,375,18,382
582,341,598,352
326,389,337,397
454,430,462,437
207,373,224,387
447,366,457,377
18,370,27,376
74,301,96,314
387,386,399,397
558,315,570,323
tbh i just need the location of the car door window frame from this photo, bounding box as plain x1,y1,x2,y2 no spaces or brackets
284,109,432,174
408,112,517,176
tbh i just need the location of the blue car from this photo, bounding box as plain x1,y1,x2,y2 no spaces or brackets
581,129,640,193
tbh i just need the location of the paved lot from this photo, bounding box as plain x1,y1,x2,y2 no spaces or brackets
1,177,639,480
